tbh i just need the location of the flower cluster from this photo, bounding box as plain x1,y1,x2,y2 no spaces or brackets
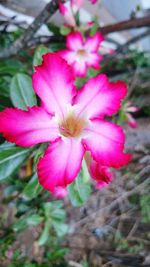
0,0,131,199
59,0,98,27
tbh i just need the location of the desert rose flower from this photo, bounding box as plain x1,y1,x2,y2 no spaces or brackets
59,31,104,77
0,53,131,197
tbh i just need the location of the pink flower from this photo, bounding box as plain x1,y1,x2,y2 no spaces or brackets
59,31,104,77
0,53,131,196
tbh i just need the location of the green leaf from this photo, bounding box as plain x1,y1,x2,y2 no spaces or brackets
60,26,71,36
33,45,50,66
81,158,90,183
0,143,31,181
90,21,99,35
0,59,25,75
38,221,50,246
53,222,68,237
47,22,60,35
23,173,42,199
67,174,91,207
27,214,43,225
13,219,27,232
10,73,37,110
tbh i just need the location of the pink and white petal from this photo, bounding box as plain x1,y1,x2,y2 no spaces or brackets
84,32,104,52
0,106,59,147
71,0,84,13
85,152,113,188
72,60,87,77
90,159,113,188
38,138,85,193
59,50,76,65
86,53,102,69
58,0,67,16
66,32,83,51
74,74,127,119
32,53,75,117
53,186,68,199
126,113,137,128
82,119,131,168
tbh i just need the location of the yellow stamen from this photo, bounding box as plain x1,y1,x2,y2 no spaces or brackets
77,49,87,57
59,114,86,138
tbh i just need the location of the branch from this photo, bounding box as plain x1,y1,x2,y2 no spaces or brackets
0,0,64,58
116,29,150,53
73,167,150,229
100,15,150,34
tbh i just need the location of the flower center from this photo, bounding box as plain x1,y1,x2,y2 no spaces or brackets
59,114,86,138
77,49,87,57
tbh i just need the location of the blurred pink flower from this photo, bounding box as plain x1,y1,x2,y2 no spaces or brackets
59,31,104,77
59,0,98,27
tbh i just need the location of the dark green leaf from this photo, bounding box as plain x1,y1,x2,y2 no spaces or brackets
10,73,37,110
23,173,42,199
0,59,25,75
0,142,31,181
47,22,60,35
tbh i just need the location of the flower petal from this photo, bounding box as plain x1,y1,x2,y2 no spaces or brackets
82,119,131,168
72,61,87,77
59,50,76,65
84,32,104,52
53,186,68,199
86,53,102,69
74,74,127,119
66,32,83,51
38,138,85,193
89,159,113,188
71,0,84,12
0,107,59,147
32,53,75,117
85,152,113,188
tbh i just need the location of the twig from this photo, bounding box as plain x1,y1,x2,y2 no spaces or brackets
0,0,65,58
73,168,150,229
100,15,150,34
116,29,150,53
28,35,65,47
